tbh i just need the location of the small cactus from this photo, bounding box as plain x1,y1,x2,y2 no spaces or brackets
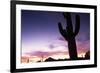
58,12,80,60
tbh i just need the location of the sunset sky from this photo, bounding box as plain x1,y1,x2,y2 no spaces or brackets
21,10,90,62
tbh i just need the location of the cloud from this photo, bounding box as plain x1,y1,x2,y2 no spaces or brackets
47,37,68,51
76,40,90,54
58,37,65,41
25,51,68,57
48,44,56,49
76,33,90,42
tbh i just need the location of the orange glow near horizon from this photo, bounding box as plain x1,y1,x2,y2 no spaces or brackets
21,52,87,63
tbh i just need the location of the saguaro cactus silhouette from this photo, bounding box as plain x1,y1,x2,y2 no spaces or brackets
58,12,80,59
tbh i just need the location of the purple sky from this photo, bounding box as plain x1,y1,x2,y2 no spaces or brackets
21,10,90,59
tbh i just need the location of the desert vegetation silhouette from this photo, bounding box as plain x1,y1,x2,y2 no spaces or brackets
58,12,80,60
37,51,90,62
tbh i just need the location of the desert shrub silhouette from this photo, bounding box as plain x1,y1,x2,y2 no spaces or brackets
85,51,90,59
58,12,80,60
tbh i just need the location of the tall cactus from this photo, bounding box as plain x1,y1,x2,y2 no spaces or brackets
58,12,80,60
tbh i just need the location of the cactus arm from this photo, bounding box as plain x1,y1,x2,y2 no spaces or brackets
74,15,80,36
58,22,68,40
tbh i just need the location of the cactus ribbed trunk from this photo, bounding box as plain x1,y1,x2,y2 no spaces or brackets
68,37,77,59
58,12,80,60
